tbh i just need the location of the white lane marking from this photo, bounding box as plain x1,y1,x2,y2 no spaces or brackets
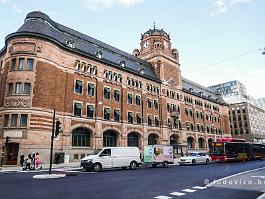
207,166,265,187
193,186,207,190
169,192,186,196
154,196,172,199
182,189,197,193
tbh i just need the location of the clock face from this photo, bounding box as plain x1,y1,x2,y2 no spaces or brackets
144,41,149,48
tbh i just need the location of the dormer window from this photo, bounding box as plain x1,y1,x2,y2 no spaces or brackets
139,67,145,75
189,88,193,93
96,51,103,59
199,91,203,96
66,40,75,49
120,60,126,67
208,95,211,99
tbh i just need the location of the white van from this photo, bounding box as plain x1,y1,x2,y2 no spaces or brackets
80,147,141,172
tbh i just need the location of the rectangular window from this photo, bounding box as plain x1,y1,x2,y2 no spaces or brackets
104,88,111,100
136,95,141,106
75,80,83,94
114,90,120,102
3,114,9,127
15,82,22,94
155,117,160,127
128,93,133,104
74,102,82,116
114,109,120,122
11,59,16,70
87,105,94,118
11,114,18,127
18,58,25,70
27,59,34,70
154,100,159,110
104,108,110,120
128,112,133,124
87,83,95,96
148,116,152,126
8,83,13,95
136,114,142,125
20,114,28,127
24,83,31,95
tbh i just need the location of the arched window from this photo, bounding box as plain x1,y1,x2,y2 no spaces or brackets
198,138,205,149
187,137,193,149
103,130,117,147
72,128,90,147
148,134,158,145
128,132,139,147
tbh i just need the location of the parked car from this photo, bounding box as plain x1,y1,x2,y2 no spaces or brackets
81,147,141,172
178,152,211,165
144,145,174,168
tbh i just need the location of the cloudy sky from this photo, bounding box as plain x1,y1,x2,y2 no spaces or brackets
0,0,264,98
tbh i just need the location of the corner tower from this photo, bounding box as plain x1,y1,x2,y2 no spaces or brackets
133,25,182,89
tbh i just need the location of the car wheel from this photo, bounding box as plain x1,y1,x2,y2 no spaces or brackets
152,163,157,168
130,161,137,170
205,159,209,165
192,159,196,165
163,161,169,168
93,163,102,172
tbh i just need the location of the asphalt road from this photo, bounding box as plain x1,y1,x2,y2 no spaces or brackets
1,160,265,199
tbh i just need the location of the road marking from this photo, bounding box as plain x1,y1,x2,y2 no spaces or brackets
154,196,172,199
182,189,197,193
193,186,207,190
169,192,186,196
207,166,265,187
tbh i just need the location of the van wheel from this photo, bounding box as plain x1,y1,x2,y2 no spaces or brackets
205,159,209,165
93,163,102,172
163,161,169,168
130,161,137,170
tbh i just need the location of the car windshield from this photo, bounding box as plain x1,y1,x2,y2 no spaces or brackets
187,153,198,157
92,149,102,155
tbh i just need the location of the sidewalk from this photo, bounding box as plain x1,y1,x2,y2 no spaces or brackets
0,159,179,172
0,161,81,172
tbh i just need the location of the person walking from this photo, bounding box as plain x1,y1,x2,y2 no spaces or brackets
25,154,32,170
35,152,42,169
19,154,25,167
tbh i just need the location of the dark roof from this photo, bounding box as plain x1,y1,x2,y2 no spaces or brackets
182,77,227,105
5,11,160,82
142,28,169,37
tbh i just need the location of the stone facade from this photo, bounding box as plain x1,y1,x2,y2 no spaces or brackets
0,12,231,165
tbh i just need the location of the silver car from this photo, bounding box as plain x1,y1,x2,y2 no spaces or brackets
178,152,211,165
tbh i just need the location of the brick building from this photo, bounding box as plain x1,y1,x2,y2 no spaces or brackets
0,11,231,165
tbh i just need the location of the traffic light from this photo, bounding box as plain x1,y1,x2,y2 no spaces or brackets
55,121,62,137
5,136,10,146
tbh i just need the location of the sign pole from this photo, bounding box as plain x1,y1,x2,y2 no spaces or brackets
49,110,56,174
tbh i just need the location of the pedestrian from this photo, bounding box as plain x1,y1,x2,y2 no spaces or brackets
32,152,36,170
35,152,42,169
25,154,32,170
19,154,25,167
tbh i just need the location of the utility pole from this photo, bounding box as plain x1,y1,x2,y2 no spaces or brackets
49,110,56,174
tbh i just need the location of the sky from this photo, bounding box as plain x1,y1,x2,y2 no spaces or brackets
0,0,264,98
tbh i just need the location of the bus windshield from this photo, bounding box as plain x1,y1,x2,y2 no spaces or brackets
209,143,225,155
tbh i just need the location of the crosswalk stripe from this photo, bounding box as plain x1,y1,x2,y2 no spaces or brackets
182,189,197,193
169,192,186,196
154,196,172,199
193,186,207,190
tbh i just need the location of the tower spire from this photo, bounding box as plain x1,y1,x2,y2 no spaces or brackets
153,22,156,30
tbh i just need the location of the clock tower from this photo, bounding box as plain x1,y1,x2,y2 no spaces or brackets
133,25,182,89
